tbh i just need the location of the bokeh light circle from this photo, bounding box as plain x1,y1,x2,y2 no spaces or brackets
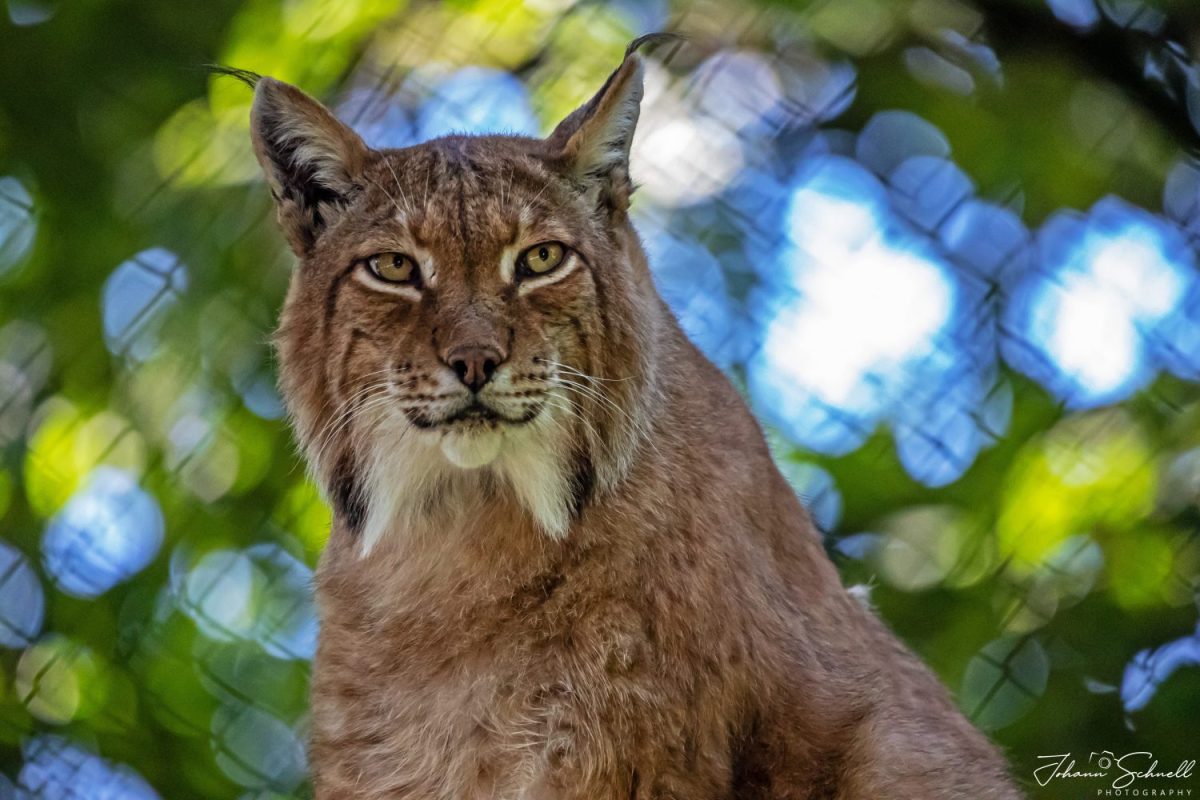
42,467,164,599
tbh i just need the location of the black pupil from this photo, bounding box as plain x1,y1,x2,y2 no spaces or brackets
538,247,549,261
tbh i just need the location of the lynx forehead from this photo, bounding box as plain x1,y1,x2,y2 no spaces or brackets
252,49,651,552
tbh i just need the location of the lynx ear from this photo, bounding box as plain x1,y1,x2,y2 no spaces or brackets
547,52,645,214
250,78,372,255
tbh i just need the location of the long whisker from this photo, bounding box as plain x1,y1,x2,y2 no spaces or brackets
548,384,615,440
367,176,405,219
348,393,404,436
553,376,631,422
290,381,384,477
535,357,637,383
320,369,404,432
315,386,402,470
310,381,394,471
499,164,512,210
551,374,664,462
381,157,414,211
310,395,385,473
320,379,391,440
519,171,556,220
542,392,617,467
540,395,596,445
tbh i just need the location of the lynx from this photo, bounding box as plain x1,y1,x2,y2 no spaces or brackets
249,39,1022,800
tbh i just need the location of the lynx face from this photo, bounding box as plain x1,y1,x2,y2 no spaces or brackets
253,55,656,552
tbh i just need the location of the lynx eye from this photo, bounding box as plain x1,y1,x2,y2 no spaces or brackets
518,242,567,277
366,252,418,285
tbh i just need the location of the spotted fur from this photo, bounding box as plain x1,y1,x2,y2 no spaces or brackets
252,47,1021,800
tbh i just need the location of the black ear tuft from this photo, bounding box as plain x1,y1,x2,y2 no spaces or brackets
204,64,263,89
624,31,686,60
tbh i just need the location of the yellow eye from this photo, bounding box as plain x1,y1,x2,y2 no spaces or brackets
518,242,567,277
367,252,418,285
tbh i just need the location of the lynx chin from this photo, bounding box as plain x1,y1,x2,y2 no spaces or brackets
249,37,1022,800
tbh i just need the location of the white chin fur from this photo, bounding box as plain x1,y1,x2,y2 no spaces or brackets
356,411,574,556
440,428,504,469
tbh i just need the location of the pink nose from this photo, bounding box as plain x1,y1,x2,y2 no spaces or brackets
446,345,504,392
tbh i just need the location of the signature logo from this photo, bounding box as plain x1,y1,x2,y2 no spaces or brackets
1034,751,1195,792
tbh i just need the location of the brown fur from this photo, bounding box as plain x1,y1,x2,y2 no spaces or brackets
250,46,1022,799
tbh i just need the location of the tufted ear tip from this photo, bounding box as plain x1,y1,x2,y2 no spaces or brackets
249,75,281,108
545,47,650,214
544,33,684,215
204,63,263,89
248,77,285,153
624,31,685,60
250,76,304,122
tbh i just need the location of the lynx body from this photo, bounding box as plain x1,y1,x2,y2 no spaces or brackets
249,43,1021,799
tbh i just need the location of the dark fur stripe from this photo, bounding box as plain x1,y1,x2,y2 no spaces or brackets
324,264,356,332
333,453,368,534
569,455,595,519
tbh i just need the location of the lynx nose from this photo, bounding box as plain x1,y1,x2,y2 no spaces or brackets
446,344,504,392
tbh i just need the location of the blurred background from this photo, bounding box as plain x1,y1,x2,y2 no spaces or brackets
1,0,1199,797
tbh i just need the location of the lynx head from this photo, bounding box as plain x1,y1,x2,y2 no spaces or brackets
252,47,667,553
